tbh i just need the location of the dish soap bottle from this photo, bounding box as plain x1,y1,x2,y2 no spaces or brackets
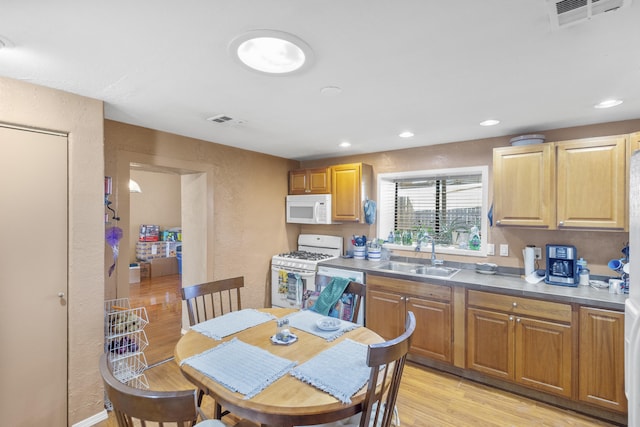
469,226,481,251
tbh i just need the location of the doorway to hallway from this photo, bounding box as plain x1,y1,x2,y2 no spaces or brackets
128,273,182,366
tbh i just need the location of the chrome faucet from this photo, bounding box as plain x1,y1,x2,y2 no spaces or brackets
415,234,444,266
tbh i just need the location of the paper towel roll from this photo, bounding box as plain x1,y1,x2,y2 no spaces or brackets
523,247,535,276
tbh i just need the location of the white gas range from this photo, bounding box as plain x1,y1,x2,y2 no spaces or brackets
271,234,343,309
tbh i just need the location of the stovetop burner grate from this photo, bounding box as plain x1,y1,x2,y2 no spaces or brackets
276,250,334,261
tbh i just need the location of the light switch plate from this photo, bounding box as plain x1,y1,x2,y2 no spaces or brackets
487,243,495,256
500,244,509,256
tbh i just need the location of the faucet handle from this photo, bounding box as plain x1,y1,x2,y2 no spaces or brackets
433,259,444,266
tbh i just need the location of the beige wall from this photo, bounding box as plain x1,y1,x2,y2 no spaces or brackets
0,77,105,424
301,119,640,277
104,120,301,310
129,170,182,263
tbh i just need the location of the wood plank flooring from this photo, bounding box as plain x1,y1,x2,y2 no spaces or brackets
128,274,184,366
96,274,620,427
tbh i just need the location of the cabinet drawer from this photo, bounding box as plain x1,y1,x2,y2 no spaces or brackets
467,290,571,323
367,274,451,302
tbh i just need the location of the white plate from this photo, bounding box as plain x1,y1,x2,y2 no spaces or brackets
316,317,341,331
475,269,497,275
270,333,298,345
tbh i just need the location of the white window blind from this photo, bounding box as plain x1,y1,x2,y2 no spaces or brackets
378,166,488,254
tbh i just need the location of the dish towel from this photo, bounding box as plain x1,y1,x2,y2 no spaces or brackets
310,277,351,316
290,339,370,404
190,309,276,340
364,199,376,225
181,337,296,399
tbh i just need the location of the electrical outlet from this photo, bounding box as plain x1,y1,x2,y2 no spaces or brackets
487,243,495,256
500,244,509,256
534,247,542,260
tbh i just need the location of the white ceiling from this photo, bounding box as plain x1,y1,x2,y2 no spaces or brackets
1,1,639,161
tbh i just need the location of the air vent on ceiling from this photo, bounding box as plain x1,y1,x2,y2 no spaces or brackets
206,114,246,126
546,0,631,28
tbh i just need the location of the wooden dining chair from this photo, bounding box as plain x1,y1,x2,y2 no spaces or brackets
181,276,244,419
181,276,244,326
344,281,366,324
100,353,224,427
305,311,416,427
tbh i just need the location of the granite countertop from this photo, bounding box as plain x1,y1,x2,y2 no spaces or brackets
319,257,628,311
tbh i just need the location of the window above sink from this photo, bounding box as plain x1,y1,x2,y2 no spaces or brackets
377,166,489,258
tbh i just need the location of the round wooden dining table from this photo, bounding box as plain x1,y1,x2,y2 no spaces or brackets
174,308,385,427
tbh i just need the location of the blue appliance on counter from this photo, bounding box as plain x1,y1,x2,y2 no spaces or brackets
545,244,578,287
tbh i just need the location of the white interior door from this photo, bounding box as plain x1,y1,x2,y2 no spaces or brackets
0,126,68,426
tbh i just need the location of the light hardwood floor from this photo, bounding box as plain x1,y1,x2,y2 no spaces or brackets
97,274,620,427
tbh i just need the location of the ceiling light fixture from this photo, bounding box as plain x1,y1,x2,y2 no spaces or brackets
399,131,414,138
594,99,623,109
229,30,313,75
480,119,500,126
339,141,351,148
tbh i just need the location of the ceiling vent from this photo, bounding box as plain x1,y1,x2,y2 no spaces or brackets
206,114,246,126
546,0,631,28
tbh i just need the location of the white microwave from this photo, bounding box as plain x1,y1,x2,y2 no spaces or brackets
286,194,333,224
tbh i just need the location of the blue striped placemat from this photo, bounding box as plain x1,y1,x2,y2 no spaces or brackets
181,338,296,399
191,309,276,340
290,339,369,403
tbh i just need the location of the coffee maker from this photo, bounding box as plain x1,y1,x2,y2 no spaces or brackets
545,244,578,286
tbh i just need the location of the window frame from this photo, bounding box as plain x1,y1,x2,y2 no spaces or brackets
376,165,489,257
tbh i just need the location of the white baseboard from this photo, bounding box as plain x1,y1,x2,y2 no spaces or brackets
72,409,108,427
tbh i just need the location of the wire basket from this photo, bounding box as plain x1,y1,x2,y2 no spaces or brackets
105,328,149,358
105,305,149,338
109,352,149,384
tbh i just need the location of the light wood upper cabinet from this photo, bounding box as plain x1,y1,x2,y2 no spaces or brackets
466,290,573,398
556,136,626,230
630,132,640,154
331,163,372,222
493,134,627,230
289,167,330,194
579,307,627,413
493,143,555,227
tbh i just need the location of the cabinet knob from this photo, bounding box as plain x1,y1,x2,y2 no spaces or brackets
559,221,564,226
516,318,521,323
58,292,65,298
496,220,501,225
512,302,517,308
509,316,514,321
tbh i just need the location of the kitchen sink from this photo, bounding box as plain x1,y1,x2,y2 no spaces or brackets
373,261,460,279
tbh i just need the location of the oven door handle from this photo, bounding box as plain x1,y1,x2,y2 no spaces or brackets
271,266,316,277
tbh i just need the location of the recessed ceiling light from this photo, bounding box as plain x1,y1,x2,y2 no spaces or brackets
594,99,623,109
480,119,500,126
339,141,351,148
399,131,414,138
229,30,313,75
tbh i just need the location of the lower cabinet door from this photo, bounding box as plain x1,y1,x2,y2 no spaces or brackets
579,307,627,412
366,289,405,341
515,316,572,397
467,308,514,380
407,296,452,363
